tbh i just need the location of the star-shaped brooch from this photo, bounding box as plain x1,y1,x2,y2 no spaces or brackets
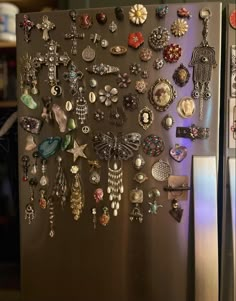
67,140,87,161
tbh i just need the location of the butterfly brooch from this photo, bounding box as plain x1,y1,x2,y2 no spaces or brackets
92,132,142,161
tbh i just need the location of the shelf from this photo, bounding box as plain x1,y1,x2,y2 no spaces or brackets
0,101,17,108
0,41,16,49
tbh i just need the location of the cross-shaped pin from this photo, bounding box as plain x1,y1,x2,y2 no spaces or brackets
19,15,35,43
65,23,85,55
36,15,55,41
34,40,70,88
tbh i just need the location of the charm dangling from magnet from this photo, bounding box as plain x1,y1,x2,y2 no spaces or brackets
129,188,144,223
99,207,110,226
24,177,38,224
189,8,217,120
88,160,101,184
169,199,183,222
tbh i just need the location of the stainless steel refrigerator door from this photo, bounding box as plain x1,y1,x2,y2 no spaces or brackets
221,4,236,301
16,3,221,301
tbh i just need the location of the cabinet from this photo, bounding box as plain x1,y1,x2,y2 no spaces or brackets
0,1,60,300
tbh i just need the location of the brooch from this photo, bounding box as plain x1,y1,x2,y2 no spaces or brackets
172,64,190,87
142,134,164,157
98,85,118,107
163,43,182,63
78,14,93,29
171,19,188,37
110,45,127,55
129,4,148,25
128,32,144,48
149,78,176,112
176,124,210,140
86,63,120,75
156,5,168,18
148,27,170,50
161,114,174,130
151,160,172,181
169,144,187,162
177,97,195,118
177,7,192,19
138,106,154,130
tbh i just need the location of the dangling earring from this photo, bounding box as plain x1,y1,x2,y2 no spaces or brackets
51,156,67,208
107,159,124,216
21,155,30,182
25,177,38,224
30,151,39,175
70,165,84,221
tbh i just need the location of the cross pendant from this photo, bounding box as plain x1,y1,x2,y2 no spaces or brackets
35,40,70,88
36,15,55,41
65,23,85,55
19,15,35,43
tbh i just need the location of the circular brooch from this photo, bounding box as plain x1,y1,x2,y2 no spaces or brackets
153,58,164,70
123,93,139,111
149,78,176,112
148,27,170,51
142,135,165,157
171,19,188,37
135,79,148,94
129,4,148,25
177,97,195,118
139,47,152,61
151,160,172,181
172,64,190,87
96,12,107,24
129,62,141,75
163,44,182,63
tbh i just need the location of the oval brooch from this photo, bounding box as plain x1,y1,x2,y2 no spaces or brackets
149,78,176,112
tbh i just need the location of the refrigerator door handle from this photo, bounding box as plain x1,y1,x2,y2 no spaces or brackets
193,156,218,301
228,157,236,301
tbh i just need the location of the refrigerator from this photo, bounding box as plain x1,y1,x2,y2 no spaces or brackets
221,3,236,301
16,3,221,301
